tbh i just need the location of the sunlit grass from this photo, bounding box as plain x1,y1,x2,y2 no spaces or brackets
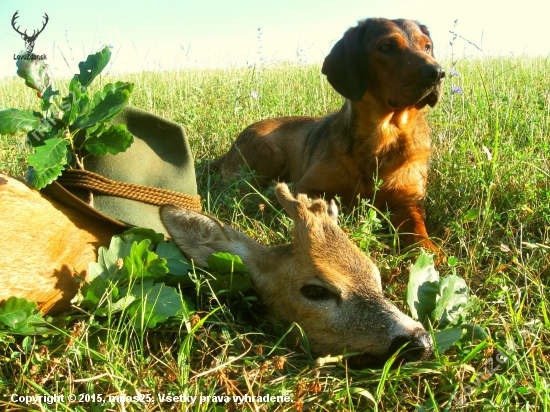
1,56,549,410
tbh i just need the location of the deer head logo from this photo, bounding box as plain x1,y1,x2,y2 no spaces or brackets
11,11,49,53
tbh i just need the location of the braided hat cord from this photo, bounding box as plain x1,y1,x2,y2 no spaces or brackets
57,169,201,212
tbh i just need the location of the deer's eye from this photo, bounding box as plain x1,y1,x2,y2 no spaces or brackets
301,285,334,301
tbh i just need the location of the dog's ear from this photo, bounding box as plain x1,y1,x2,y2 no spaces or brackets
322,23,368,101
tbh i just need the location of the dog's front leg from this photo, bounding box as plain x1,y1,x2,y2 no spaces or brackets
389,203,439,253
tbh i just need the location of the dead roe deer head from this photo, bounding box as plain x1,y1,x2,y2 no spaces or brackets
161,183,433,367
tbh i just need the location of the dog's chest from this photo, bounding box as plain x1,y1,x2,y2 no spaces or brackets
352,127,430,191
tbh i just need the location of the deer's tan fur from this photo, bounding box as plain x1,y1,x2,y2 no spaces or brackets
0,174,118,314
0,173,431,366
161,183,433,366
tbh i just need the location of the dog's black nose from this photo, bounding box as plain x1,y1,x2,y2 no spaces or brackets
389,329,434,363
422,64,445,84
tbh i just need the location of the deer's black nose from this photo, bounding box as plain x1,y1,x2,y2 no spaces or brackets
389,329,434,363
421,64,445,84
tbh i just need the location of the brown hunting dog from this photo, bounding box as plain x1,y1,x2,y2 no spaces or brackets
213,18,445,251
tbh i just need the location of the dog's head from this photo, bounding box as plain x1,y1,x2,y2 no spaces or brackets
322,18,445,110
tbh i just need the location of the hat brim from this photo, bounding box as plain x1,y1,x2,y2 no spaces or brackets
41,180,130,228
41,106,199,236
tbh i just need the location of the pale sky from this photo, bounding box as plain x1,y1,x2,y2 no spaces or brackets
1,0,549,80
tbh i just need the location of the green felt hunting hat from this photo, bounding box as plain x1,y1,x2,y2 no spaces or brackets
42,106,201,235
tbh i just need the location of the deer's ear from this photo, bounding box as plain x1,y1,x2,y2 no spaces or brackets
160,205,267,268
160,205,226,267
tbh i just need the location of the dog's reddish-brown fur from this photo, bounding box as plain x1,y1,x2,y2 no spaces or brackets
213,18,445,250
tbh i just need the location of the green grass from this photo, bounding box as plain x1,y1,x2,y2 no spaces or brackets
1,56,549,411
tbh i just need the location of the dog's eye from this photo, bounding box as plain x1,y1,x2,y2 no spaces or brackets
424,44,432,52
301,285,334,301
380,44,392,52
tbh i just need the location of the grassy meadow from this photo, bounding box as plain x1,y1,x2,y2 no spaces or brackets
0,56,549,411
